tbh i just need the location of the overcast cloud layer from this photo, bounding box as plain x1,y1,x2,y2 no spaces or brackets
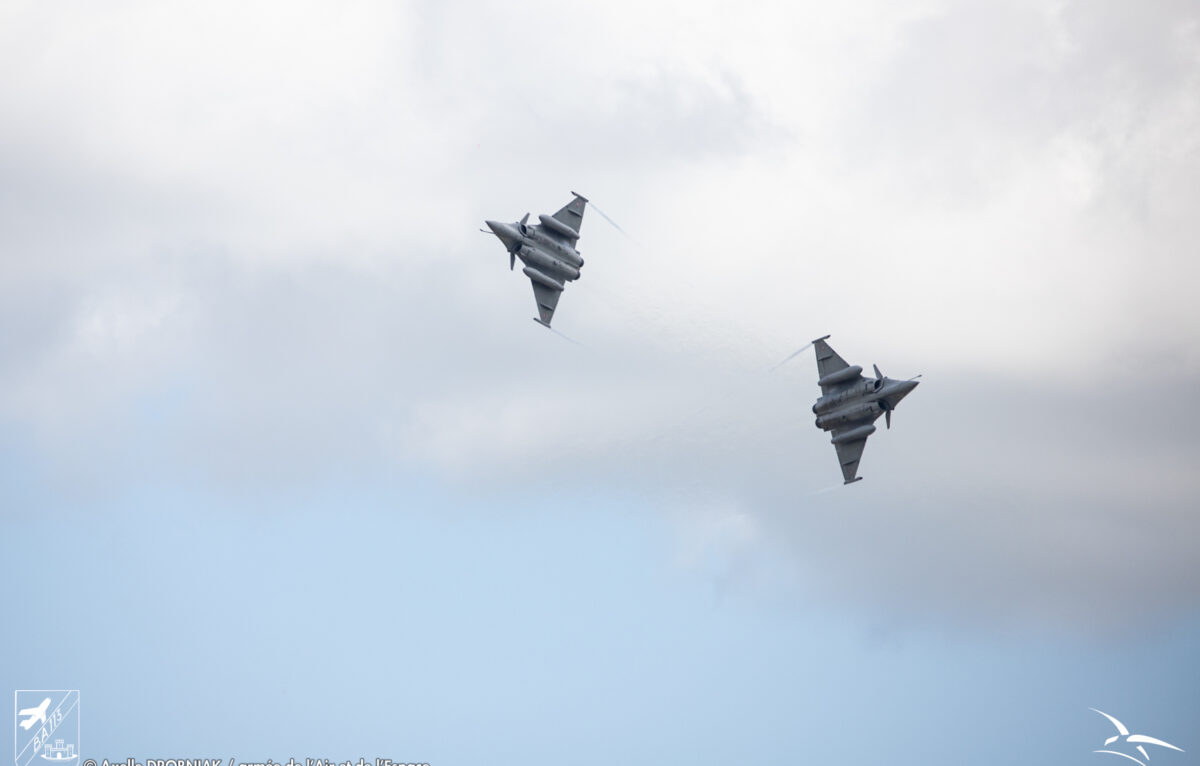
2,0,1199,633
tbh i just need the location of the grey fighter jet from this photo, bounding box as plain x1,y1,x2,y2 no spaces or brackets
810,335,919,484
485,192,588,327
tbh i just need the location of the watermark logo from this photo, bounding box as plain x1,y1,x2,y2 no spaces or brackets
14,691,79,766
1091,708,1184,766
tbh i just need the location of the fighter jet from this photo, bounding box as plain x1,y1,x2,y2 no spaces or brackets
485,192,588,327
810,335,919,484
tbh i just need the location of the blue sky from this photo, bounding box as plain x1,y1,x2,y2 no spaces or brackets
2,1,1199,764
3,475,1197,765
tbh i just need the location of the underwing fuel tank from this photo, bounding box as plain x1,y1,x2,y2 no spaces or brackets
831,424,876,444
538,214,580,240
814,401,883,430
522,266,564,292
520,247,581,280
812,378,884,414
817,365,863,388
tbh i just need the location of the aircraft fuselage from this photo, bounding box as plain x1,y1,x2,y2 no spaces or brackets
485,219,585,284
524,228,584,268
812,377,918,431
517,241,581,282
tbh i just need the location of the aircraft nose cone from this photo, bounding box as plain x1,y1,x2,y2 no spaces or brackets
485,219,522,251
894,378,918,401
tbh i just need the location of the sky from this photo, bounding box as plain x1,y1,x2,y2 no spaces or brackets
2,1,1199,764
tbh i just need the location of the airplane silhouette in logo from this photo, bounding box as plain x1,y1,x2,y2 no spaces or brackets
17,698,50,731
1092,708,1184,766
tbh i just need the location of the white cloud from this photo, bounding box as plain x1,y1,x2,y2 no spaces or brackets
1,0,1198,631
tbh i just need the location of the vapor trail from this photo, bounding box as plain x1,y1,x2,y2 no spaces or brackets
589,201,636,243
768,341,814,372
539,322,586,348
808,484,844,496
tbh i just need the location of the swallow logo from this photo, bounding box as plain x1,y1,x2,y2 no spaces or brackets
1091,708,1184,766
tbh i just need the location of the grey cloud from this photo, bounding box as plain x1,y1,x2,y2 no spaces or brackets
3,199,1198,634
1,0,1198,636
845,1,1200,205
406,1,782,175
